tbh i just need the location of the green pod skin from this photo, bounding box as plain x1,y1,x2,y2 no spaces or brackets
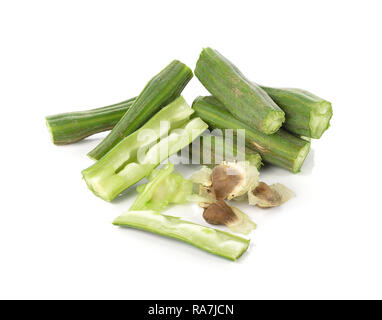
260,86,333,139
88,60,193,160
192,96,310,173
113,210,250,261
46,97,135,145
195,48,285,134
190,135,262,170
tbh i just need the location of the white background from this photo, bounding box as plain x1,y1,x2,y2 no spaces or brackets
1,0,381,300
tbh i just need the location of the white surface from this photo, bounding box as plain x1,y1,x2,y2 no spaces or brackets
0,0,381,300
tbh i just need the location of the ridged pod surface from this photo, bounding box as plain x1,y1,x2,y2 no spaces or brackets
46,97,135,145
192,96,310,173
195,48,285,134
88,60,193,160
261,86,333,139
